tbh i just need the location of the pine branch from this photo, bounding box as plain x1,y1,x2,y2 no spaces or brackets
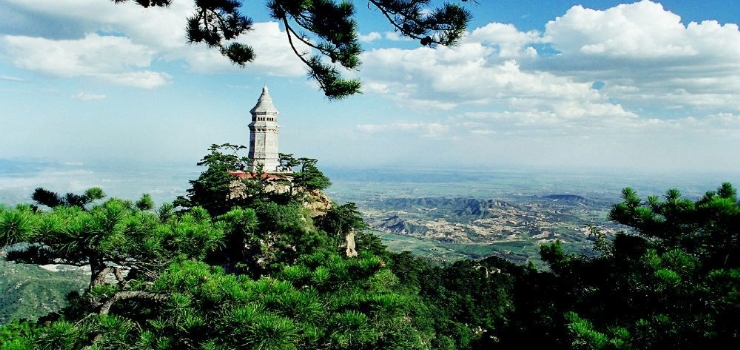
97,291,168,315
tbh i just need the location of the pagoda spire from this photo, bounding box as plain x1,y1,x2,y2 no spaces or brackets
250,85,277,116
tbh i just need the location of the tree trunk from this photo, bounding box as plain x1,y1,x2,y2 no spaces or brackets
89,254,110,289
98,291,167,315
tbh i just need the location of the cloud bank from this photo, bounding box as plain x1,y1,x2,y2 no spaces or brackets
0,0,307,87
357,0,739,146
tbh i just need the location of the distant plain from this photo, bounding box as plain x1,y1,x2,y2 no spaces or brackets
2,158,736,264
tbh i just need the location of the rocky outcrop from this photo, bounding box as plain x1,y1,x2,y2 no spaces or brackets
226,172,331,217
300,189,332,217
227,173,291,201
345,230,358,258
378,215,429,235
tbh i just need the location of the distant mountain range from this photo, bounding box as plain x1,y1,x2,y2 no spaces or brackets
540,194,595,206
360,193,620,262
373,197,516,220
0,159,49,175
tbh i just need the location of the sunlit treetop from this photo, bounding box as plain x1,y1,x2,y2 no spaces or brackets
113,0,472,99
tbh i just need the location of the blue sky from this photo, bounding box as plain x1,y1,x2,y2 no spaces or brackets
0,0,738,174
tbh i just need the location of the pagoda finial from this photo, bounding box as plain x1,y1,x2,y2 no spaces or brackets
257,85,271,102
250,84,278,115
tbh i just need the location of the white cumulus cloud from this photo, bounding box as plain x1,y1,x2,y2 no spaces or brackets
360,44,634,127
468,23,541,58
540,0,740,113
180,21,307,76
545,1,740,59
0,0,307,86
358,32,382,43
358,0,739,137
1,33,169,88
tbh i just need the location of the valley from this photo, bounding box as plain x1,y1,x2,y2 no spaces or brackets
357,195,620,264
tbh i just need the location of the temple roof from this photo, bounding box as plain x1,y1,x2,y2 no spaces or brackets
250,85,279,115
228,171,284,180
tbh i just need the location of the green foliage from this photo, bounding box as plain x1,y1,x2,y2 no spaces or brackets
609,182,740,268
8,198,221,273
368,0,469,46
353,230,389,257
547,183,740,349
315,202,365,239
0,191,226,337
176,143,252,217
135,194,155,211
79,255,428,349
214,207,258,266
383,251,528,349
278,153,301,172
156,206,225,261
0,206,36,247
0,320,37,349
566,312,633,350
179,146,334,219
31,187,105,210
6,157,738,350
293,158,332,192
213,203,308,277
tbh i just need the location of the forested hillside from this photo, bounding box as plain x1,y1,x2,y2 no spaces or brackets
0,259,86,324
0,145,738,349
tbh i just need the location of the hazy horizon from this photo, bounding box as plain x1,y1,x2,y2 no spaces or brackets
2,157,737,209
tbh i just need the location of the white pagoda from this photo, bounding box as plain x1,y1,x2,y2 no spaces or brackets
248,86,281,172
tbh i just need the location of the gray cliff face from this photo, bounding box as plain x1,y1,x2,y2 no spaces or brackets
379,215,429,235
